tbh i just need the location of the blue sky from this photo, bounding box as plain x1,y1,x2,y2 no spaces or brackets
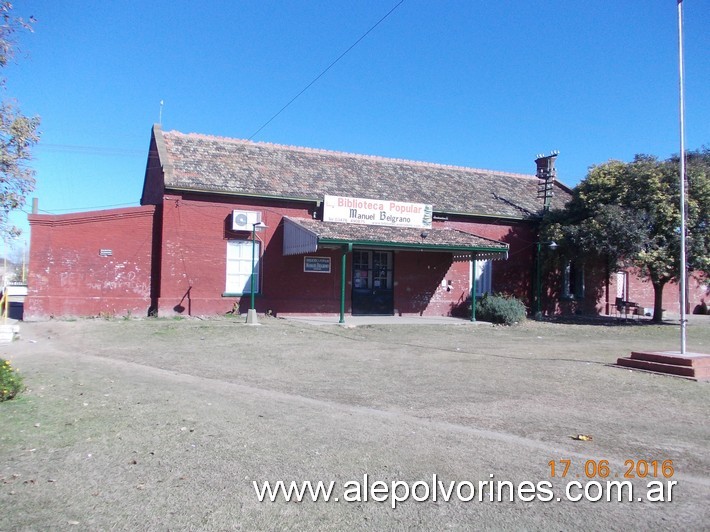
4,1,709,250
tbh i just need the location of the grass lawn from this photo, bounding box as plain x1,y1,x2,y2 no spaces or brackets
1,316,709,530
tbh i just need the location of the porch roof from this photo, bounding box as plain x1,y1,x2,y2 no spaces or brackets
282,217,509,260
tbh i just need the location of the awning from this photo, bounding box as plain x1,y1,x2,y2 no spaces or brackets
282,217,508,260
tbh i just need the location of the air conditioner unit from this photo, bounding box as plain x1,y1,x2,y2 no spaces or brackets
232,210,262,231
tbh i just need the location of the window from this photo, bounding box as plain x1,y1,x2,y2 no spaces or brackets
371,251,393,290
470,260,492,296
616,271,628,301
352,250,393,290
225,240,261,295
562,260,584,299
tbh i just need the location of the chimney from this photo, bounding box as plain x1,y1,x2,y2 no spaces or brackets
535,152,558,212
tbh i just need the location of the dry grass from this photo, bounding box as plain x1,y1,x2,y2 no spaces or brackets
1,316,709,530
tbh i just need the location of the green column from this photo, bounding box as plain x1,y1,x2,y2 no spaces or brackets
471,257,477,322
250,225,257,310
339,244,351,324
535,241,542,316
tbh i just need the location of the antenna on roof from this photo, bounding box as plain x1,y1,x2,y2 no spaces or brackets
159,100,164,125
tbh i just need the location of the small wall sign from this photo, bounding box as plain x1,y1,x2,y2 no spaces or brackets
304,256,331,273
99,249,113,257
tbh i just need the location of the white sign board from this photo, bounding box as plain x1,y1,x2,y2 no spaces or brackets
323,195,432,229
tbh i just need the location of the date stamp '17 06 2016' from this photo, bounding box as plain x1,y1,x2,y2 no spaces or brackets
549,459,675,479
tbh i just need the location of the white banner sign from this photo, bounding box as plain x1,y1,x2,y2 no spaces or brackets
323,195,432,229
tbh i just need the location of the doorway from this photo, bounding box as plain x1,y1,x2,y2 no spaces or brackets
352,250,394,315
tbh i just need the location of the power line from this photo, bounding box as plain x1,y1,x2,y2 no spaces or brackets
248,0,406,141
36,143,144,157
37,202,138,213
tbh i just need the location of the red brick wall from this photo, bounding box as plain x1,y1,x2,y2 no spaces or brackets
445,218,538,306
689,277,710,315
26,190,707,320
537,262,708,318
152,195,538,317
26,206,155,319
605,269,708,317
154,194,332,316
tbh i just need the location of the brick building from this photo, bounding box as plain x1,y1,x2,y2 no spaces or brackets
25,125,705,320
26,206,155,318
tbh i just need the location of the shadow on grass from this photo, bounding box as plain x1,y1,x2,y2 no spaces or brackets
292,320,616,366
536,315,677,327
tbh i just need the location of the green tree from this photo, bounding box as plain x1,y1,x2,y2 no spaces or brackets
542,149,710,322
0,2,39,237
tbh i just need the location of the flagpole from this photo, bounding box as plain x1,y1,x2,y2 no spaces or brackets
677,0,687,355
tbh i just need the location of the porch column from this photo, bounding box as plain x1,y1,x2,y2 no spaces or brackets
471,255,477,322
340,243,352,324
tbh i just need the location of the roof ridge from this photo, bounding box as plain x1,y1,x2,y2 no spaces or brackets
162,129,537,181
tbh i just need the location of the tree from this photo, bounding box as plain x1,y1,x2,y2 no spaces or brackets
542,149,710,322
0,2,39,238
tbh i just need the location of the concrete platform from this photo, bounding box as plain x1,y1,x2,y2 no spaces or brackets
615,350,710,381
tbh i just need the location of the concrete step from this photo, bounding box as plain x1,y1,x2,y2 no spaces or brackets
630,350,710,368
616,351,710,381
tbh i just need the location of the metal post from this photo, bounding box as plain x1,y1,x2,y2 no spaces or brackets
677,0,687,354
246,222,263,325
339,245,349,324
471,257,477,322
250,223,257,311
535,242,542,316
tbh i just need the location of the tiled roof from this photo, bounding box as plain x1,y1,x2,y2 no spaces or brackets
283,218,508,260
288,218,507,251
155,126,570,219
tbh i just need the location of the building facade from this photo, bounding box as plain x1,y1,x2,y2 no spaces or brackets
25,125,705,321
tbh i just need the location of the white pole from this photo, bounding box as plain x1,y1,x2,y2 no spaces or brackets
677,0,687,355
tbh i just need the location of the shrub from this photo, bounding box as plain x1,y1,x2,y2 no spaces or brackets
0,358,24,401
475,294,526,325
